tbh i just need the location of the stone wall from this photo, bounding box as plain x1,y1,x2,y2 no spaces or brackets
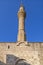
0,42,43,65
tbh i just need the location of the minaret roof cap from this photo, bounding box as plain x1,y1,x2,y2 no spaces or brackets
19,4,25,11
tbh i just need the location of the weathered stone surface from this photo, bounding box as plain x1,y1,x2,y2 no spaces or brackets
0,42,43,65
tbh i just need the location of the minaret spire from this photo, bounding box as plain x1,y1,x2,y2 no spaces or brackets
20,0,23,7
17,4,26,42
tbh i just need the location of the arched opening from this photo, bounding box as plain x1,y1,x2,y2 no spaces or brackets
15,59,30,65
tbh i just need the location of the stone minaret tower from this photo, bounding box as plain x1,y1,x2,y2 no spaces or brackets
17,5,26,42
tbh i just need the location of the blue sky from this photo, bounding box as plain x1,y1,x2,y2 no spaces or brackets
0,0,43,42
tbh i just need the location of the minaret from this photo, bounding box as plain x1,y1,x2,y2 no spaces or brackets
17,5,26,42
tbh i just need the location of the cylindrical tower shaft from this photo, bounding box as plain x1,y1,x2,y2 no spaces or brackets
17,5,26,42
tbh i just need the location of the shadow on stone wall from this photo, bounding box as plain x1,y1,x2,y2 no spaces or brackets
0,54,31,65
0,61,6,65
6,54,18,65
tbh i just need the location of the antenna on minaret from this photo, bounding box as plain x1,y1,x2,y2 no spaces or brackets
20,0,23,6
21,0,22,4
